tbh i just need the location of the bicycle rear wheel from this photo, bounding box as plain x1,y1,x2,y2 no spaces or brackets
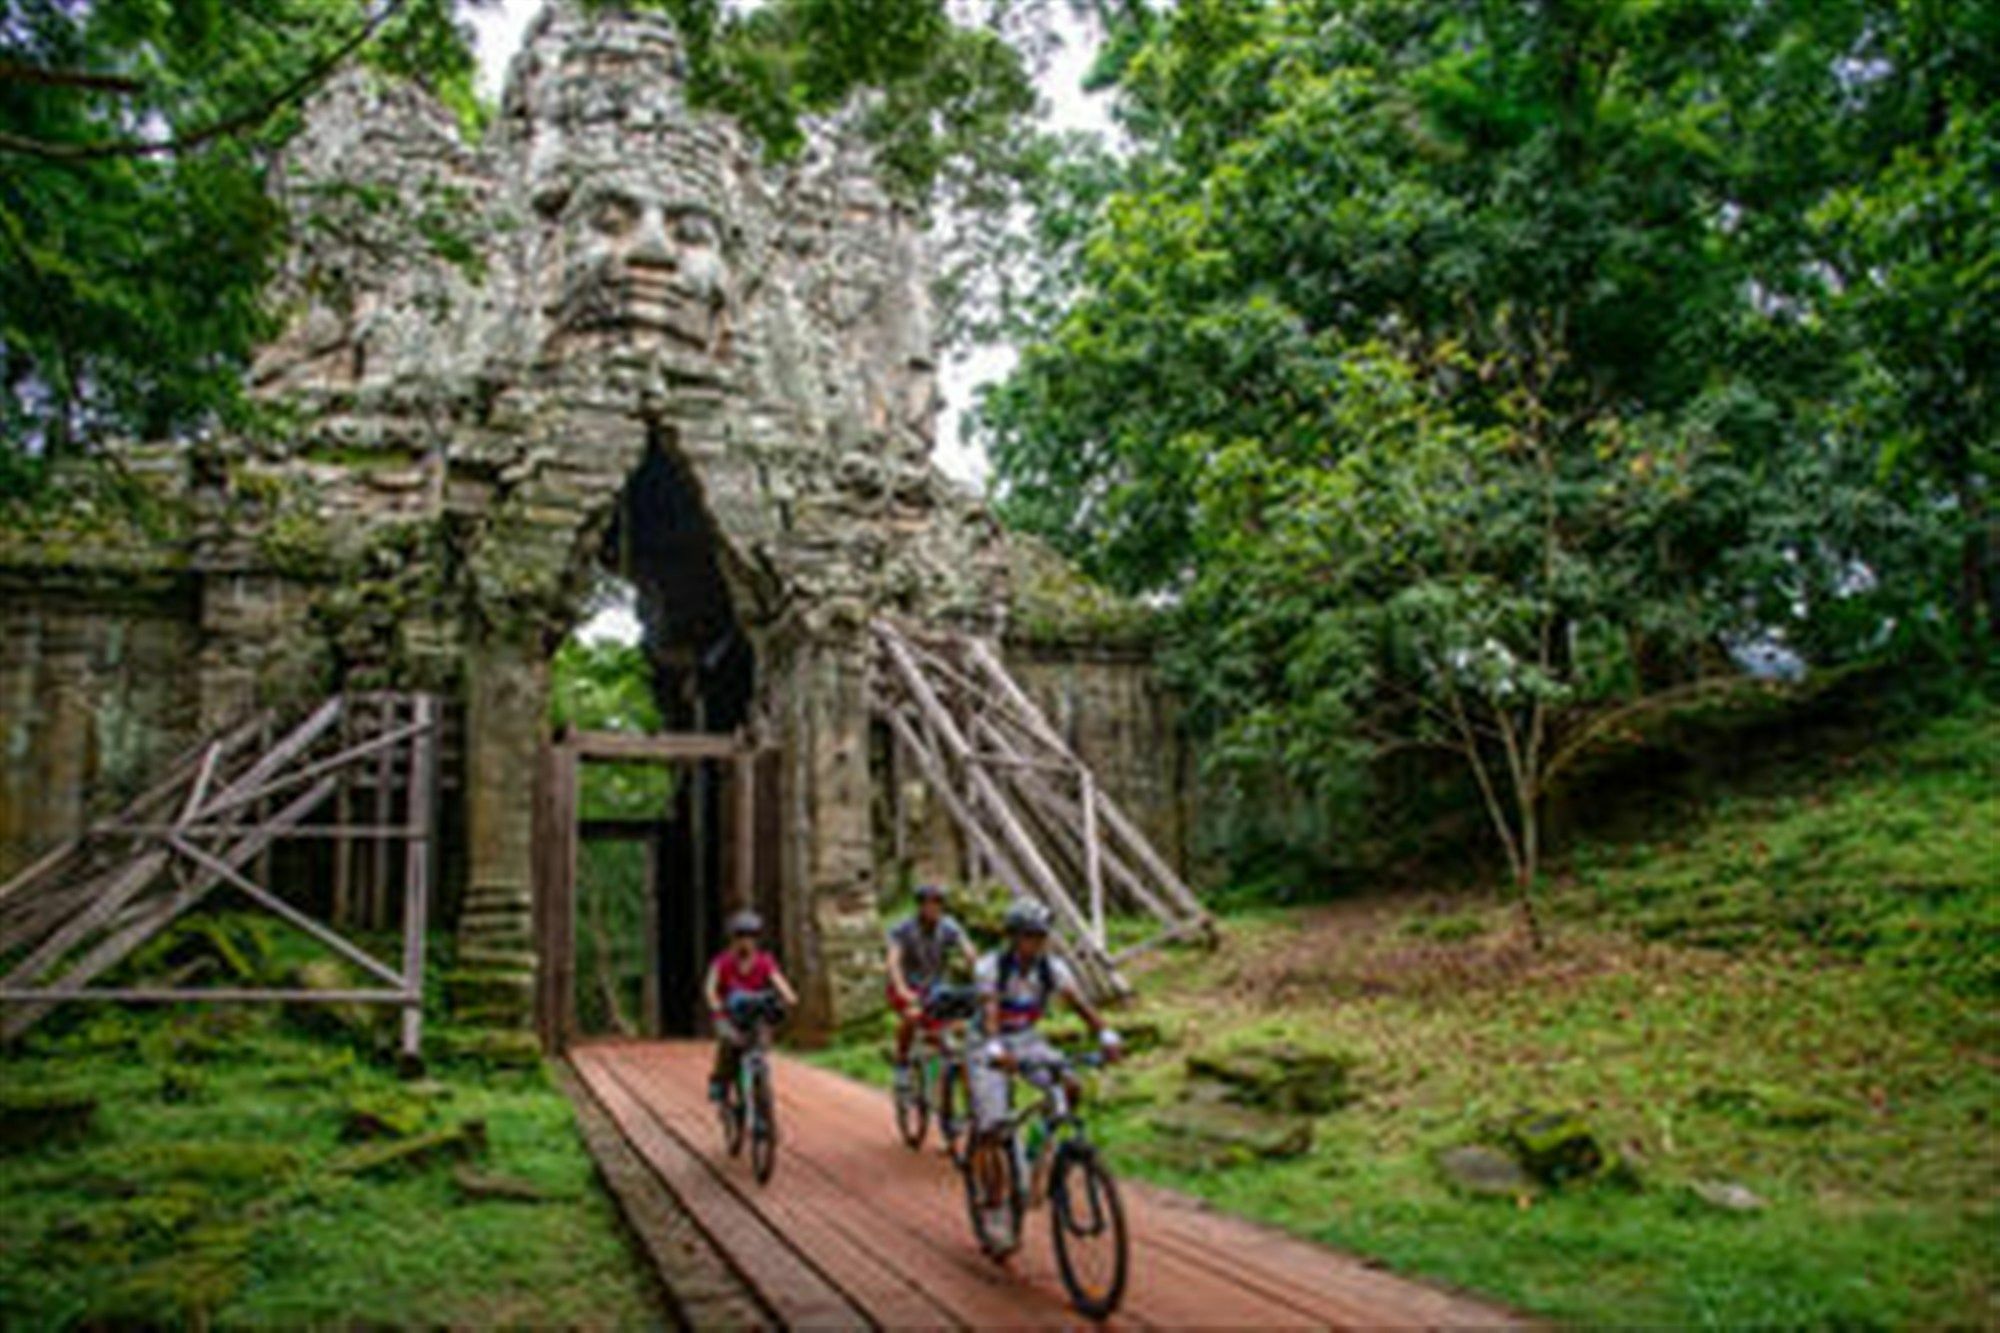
938,1062,970,1167
895,1062,929,1149
1051,1144,1128,1319
750,1062,778,1185
962,1132,1023,1261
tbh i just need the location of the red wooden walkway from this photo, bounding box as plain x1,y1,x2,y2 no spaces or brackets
570,1040,1523,1329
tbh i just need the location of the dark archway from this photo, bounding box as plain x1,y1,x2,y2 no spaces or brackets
550,432,769,1041
602,436,756,734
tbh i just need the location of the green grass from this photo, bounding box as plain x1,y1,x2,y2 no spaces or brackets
823,703,2000,1327
0,1007,660,1328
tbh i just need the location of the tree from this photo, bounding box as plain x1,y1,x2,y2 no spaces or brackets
0,0,478,463
982,0,1991,911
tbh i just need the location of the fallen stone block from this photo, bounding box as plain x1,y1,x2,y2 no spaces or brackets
332,1118,487,1177
1435,1144,1533,1198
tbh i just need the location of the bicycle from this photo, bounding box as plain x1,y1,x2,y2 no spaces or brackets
717,990,787,1185
962,1048,1129,1319
893,983,979,1165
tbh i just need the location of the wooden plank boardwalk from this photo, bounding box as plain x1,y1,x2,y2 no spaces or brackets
569,1040,1525,1329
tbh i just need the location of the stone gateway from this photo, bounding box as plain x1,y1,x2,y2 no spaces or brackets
0,3,1194,1041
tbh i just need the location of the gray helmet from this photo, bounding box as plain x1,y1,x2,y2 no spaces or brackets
727,909,763,937
914,883,947,903
1003,901,1052,936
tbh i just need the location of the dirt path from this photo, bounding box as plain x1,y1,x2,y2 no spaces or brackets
569,1040,1522,1329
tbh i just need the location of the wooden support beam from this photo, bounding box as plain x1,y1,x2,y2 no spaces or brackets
876,625,1124,997
165,834,404,989
564,730,748,762
2,778,338,1040
0,987,414,1004
191,716,422,824
400,694,435,1062
963,637,1209,922
882,709,1028,897
967,714,1172,924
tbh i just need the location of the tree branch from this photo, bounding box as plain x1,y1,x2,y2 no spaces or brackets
0,62,145,94
0,0,408,163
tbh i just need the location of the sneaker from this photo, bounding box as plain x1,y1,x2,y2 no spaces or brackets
981,1207,1017,1255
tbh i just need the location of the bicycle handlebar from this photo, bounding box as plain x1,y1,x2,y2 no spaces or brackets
725,991,788,1026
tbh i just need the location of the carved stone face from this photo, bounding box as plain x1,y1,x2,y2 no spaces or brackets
540,172,730,354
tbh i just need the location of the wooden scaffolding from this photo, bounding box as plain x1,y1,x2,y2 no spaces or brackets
872,619,1212,998
0,692,440,1059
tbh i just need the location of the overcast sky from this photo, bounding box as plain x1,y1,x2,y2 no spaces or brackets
467,1,1111,493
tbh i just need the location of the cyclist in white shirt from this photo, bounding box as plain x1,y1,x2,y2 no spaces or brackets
969,901,1120,1138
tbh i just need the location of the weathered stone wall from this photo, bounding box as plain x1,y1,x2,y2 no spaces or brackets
0,575,202,878
1000,640,1192,873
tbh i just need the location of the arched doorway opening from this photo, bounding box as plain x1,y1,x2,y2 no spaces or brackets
536,433,778,1046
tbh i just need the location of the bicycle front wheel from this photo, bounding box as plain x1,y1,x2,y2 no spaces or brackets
721,1078,745,1158
938,1062,970,1167
750,1062,779,1185
1051,1144,1128,1319
963,1132,1023,1261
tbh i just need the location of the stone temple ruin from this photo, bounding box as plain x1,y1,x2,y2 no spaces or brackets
0,3,1200,1046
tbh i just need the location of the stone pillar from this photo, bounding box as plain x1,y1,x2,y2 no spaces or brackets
774,625,884,1036
0,603,91,877
454,636,547,1026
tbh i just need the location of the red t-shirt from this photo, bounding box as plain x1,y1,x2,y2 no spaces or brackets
712,949,778,1009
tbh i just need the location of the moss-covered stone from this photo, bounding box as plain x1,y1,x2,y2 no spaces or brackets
1151,1099,1314,1167
332,1117,487,1177
1005,536,1159,649
1185,1039,1357,1115
1695,1082,1846,1128
1436,1144,1534,1198
1500,1107,1608,1186
341,1090,434,1141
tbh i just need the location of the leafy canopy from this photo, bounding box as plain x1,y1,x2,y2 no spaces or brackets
982,0,1995,885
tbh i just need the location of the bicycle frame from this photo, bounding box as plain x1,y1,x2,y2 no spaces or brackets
1000,1056,1099,1210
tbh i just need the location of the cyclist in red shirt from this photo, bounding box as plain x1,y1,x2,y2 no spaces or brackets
704,910,799,1103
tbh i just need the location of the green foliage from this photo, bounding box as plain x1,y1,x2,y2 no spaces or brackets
0,1,480,458
1570,706,2000,997
0,1001,657,1327
640,0,1037,198
983,0,1999,885
549,633,680,821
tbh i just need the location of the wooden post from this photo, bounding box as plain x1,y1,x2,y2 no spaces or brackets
1083,770,1104,949
399,695,435,1066
732,747,755,914
371,697,394,931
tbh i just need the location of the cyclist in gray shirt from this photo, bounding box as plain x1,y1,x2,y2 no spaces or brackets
885,883,978,1092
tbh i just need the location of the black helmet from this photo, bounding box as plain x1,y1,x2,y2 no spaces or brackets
728,909,763,937
914,883,947,903
1003,901,1052,936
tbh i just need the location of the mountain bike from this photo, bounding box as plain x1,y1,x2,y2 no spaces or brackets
893,983,978,1165
963,1048,1128,1319
717,990,786,1185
